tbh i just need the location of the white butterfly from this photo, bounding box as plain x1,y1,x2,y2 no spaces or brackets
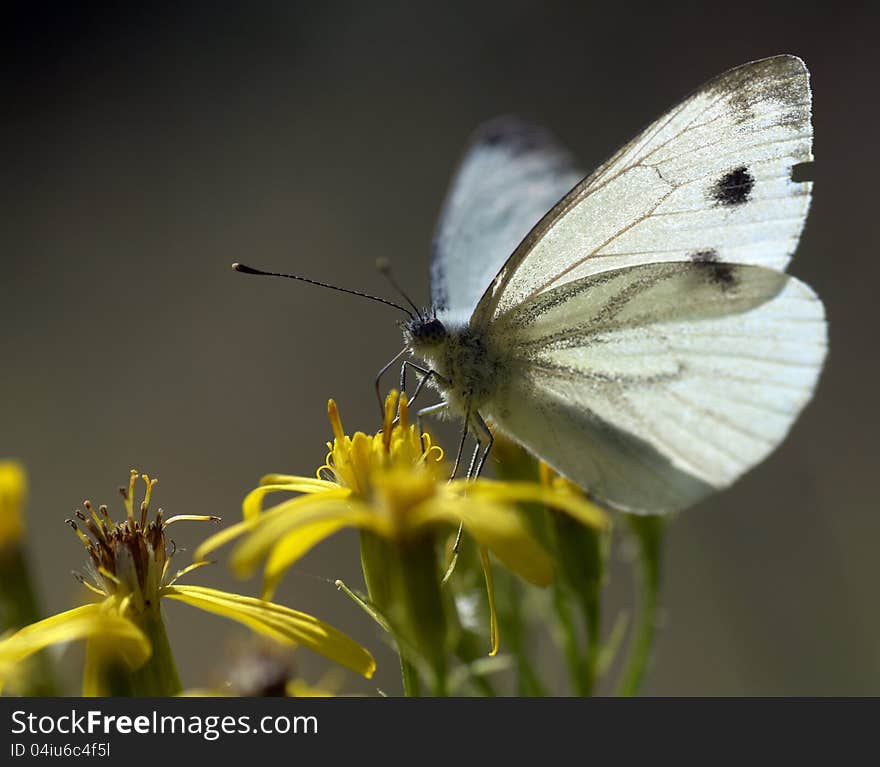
399,54,826,514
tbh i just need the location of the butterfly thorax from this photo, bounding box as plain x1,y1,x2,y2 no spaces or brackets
404,316,508,415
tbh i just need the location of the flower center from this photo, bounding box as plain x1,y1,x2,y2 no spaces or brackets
321,391,444,500
67,471,165,615
68,470,218,617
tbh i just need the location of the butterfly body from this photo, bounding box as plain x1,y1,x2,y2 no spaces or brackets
406,54,826,515
405,317,510,421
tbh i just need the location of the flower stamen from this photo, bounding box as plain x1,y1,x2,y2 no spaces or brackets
73,572,107,597
328,399,345,442
66,518,92,550
122,469,138,522
65,473,223,616
164,514,221,526
96,567,121,586
74,509,105,544
82,500,105,534
382,390,397,450
162,560,212,589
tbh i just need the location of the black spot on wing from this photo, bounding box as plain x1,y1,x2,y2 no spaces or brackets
690,249,738,291
711,166,755,206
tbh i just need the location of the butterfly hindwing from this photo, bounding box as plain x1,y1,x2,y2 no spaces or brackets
475,55,814,326
430,117,584,324
484,261,826,512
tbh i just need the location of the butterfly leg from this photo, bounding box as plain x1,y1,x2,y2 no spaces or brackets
415,401,447,436
445,440,483,580
392,361,450,428
449,421,470,481
374,347,408,416
442,521,465,586
398,359,434,398
469,411,494,480
406,369,443,408
465,441,482,479
445,411,494,581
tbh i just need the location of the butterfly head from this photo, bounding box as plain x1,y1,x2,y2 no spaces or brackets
404,312,447,350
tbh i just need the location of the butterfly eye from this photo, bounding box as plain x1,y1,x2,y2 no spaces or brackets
423,318,447,343
408,317,447,347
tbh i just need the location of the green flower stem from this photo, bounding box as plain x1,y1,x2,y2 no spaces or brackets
361,530,423,697
616,515,664,697
126,612,182,697
432,659,449,697
0,545,58,695
360,530,451,696
400,654,421,697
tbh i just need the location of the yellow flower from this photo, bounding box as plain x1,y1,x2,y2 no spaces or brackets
0,602,151,696
197,392,608,656
0,461,60,695
0,471,375,696
0,461,26,547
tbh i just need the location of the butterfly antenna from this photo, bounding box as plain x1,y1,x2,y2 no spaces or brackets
232,262,413,319
375,258,422,317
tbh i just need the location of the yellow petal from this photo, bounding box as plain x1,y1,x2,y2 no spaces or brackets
244,480,341,520
262,517,355,600
82,639,115,697
259,474,338,492
417,497,555,586
163,585,376,679
458,480,610,531
230,497,380,579
286,680,335,697
0,603,150,693
194,518,256,562
479,546,499,657
194,487,352,563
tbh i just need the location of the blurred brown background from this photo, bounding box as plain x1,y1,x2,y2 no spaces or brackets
3,1,877,695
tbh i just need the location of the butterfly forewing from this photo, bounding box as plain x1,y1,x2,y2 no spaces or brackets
474,55,813,327
430,117,584,324
484,262,826,512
